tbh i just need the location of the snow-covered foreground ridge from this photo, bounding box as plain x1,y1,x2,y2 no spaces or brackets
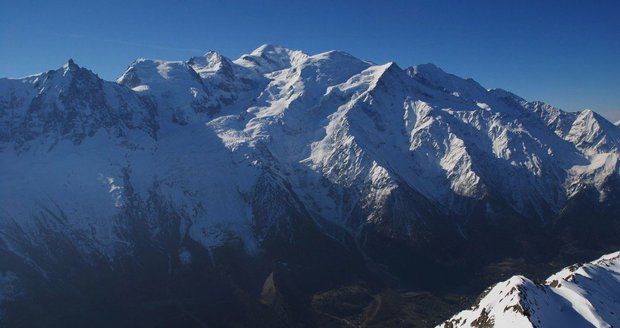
0,44,619,254
438,251,620,328
1,44,619,326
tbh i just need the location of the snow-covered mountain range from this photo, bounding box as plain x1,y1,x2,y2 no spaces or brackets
0,44,619,326
438,251,620,328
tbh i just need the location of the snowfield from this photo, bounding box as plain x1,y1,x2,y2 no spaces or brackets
1,43,619,327
438,251,620,328
1,44,619,252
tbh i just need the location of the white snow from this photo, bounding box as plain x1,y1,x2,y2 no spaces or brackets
438,251,620,328
1,44,619,258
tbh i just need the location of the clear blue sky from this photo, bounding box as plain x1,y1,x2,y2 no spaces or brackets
1,0,619,122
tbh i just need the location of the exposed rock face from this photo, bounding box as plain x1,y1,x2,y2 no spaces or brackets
0,45,619,326
0,60,158,150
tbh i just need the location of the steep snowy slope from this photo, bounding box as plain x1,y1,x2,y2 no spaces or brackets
438,251,620,328
2,44,619,257
0,44,619,326
116,58,221,123
2,43,618,251
407,64,619,206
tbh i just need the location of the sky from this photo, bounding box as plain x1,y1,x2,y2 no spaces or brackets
1,0,619,122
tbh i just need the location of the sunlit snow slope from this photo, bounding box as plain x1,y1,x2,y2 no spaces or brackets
1,43,619,327
438,251,620,328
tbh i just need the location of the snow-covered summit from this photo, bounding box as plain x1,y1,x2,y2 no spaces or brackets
117,58,203,92
1,46,620,325
566,109,620,154
234,44,309,74
438,251,620,328
188,51,235,78
1,44,619,256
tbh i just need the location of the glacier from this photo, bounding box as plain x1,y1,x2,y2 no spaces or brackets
0,44,618,327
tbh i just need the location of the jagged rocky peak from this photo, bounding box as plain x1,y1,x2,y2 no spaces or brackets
438,251,620,328
1,44,619,244
46,58,89,80
27,58,103,91
0,59,160,149
21,59,111,102
1,45,620,326
2,46,618,210
575,108,618,132
62,58,79,73
567,108,620,153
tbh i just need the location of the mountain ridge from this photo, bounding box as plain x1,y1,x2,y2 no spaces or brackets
2,43,618,251
438,251,620,328
1,44,619,327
